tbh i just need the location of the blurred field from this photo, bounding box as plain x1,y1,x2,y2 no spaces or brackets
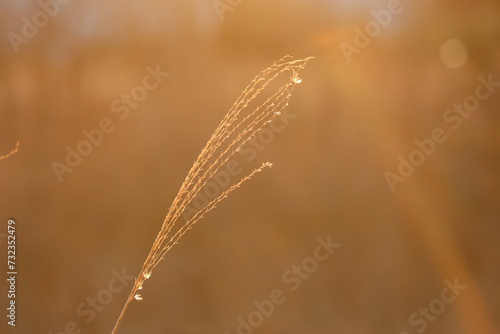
1,0,499,333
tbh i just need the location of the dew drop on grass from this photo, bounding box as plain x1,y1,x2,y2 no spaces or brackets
274,111,281,115
293,77,302,84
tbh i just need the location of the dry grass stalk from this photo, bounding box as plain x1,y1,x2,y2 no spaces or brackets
0,141,19,161
111,56,313,334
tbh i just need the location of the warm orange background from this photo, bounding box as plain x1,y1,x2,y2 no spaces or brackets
1,1,499,333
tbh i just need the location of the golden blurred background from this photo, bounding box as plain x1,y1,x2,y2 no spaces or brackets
1,0,499,333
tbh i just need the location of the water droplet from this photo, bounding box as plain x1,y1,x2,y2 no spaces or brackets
235,148,241,152
274,111,281,116
293,77,302,84
134,294,143,301
270,103,275,107
143,272,151,279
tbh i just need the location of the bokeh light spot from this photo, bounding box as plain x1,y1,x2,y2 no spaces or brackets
440,38,468,68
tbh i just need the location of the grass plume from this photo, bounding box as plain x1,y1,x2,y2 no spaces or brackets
111,56,313,333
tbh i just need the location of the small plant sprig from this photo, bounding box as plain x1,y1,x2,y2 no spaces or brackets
0,141,19,161
111,56,313,334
